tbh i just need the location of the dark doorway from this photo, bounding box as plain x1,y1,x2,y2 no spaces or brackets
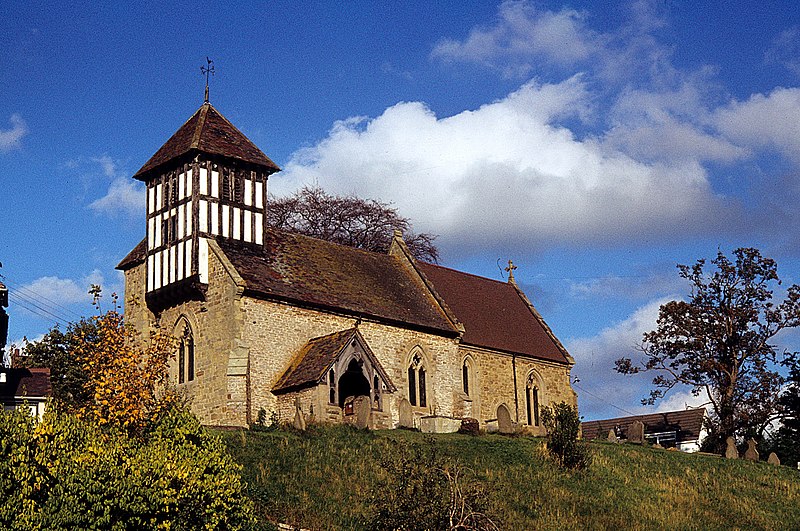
338,359,371,408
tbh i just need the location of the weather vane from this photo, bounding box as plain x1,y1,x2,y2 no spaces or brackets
201,57,215,103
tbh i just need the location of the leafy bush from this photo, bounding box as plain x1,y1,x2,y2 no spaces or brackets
541,402,591,470
368,438,497,530
0,406,255,529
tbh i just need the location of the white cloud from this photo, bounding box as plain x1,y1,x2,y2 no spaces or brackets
0,114,28,152
19,270,105,306
277,77,730,256
765,26,800,77
713,87,800,164
89,177,144,217
431,1,596,77
569,270,687,301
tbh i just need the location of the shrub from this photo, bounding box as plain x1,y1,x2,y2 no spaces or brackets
0,406,255,529
541,402,591,470
368,438,497,530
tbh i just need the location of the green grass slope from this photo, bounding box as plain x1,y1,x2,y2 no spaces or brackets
220,425,800,530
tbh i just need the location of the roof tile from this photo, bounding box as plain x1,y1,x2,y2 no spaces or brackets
218,231,457,334
419,263,570,364
133,103,280,179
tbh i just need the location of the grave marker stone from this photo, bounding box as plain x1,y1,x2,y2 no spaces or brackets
627,420,645,444
744,438,759,461
725,437,738,459
398,398,413,428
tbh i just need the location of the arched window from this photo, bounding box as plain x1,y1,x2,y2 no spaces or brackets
177,319,195,384
526,373,541,427
328,369,336,404
407,351,427,408
462,361,470,396
373,375,381,410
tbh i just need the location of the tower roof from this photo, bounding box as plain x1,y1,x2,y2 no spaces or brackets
133,103,280,180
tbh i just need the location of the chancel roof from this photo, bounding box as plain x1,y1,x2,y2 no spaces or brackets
581,408,707,442
218,231,457,335
418,263,572,364
272,328,396,393
133,103,280,180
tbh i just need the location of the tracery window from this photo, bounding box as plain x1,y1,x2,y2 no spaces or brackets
177,320,195,384
407,352,427,408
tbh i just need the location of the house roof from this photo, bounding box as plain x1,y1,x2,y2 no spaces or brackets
581,408,707,442
0,368,52,399
132,103,280,180
418,263,571,364
272,327,396,393
217,231,458,335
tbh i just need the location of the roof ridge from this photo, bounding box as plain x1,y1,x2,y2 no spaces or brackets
190,103,210,150
421,261,513,287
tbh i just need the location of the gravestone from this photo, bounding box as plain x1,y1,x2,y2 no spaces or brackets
627,420,645,444
607,429,617,443
497,404,514,434
398,398,413,428
744,438,759,461
725,437,738,459
354,395,372,429
293,397,306,431
767,452,781,466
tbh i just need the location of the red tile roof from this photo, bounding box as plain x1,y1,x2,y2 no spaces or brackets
218,231,458,335
581,408,707,442
273,328,396,393
133,103,280,180
418,263,571,364
0,368,52,399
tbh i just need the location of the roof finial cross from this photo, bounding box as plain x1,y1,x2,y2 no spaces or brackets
201,57,215,103
505,260,517,283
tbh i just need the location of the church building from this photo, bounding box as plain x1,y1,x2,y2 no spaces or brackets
118,101,577,431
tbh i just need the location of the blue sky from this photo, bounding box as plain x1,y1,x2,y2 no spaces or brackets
3,0,800,420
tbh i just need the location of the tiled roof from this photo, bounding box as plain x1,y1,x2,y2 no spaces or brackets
217,231,457,335
272,328,396,393
117,238,147,270
581,408,707,442
273,329,355,392
0,368,52,399
418,263,571,364
133,103,280,180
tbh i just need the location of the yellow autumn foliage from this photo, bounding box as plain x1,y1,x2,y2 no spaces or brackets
72,295,178,435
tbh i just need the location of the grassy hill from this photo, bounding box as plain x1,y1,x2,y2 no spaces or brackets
219,425,800,530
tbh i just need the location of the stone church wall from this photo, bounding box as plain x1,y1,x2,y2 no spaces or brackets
459,345,576,432
123,248,249,427
242,297,463,428
124,251,576,431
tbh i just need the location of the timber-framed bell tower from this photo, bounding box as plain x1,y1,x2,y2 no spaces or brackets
132,102,280,309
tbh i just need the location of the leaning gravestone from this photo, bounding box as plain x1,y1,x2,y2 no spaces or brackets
607,429,617,443
293,397,306,431
744,438,759,461
398,398,414,428
627,420,645,444
354,395,372,429
767,452,781,466
725,437,738,459
497,405,514,434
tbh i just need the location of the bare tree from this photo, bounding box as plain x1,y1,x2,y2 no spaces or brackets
615,248,800,453
268,186,439,262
